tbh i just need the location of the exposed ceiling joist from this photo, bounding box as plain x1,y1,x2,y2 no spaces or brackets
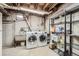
48,3,58,11
15,3,18,6
43,3,49,10
25,3,30,8
34,3,38,9
17,3,20,7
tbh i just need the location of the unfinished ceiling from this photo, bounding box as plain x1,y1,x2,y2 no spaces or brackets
6,3,60,11
0,3,63,16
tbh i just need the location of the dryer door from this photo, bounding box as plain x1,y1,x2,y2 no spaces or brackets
28,35,37,42
39,34,46,42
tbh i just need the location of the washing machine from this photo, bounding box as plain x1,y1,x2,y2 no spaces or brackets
26,32,38,49
37,32,47,47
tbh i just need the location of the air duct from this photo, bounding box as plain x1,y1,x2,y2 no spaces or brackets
1,3,49,16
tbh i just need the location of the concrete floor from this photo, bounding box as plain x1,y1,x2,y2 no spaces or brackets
2,46,59,56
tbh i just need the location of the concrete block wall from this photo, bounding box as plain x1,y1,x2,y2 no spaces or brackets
2,13,45,47
72,11,79,45
15,15,45,35
2,23,15,47
72,11,79,34
15,21,27,35
2,13,16,47
29,15,44,31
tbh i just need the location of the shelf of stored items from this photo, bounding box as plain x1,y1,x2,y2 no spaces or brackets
70,34,79,37
50,18,71,56
51,32,71,36
57,41,79,56
51,32,65,34
57,45,79,56
66,34,79,38
72,46,79,56
50,5,79,56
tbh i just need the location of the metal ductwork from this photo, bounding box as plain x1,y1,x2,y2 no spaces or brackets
1,3,49,16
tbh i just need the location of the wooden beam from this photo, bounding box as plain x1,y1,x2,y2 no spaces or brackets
26,3,30,8
34,3,38,9
48,3,58,11
22,3,30,8
43,3,49,10
15,3,18,6
17,3,20,7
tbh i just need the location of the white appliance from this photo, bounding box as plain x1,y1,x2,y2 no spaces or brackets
37,32,47,47
26,32,38,49
50,33,59,44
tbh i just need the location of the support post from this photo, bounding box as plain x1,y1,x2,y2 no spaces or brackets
70,13,72,56
64,11,67,56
